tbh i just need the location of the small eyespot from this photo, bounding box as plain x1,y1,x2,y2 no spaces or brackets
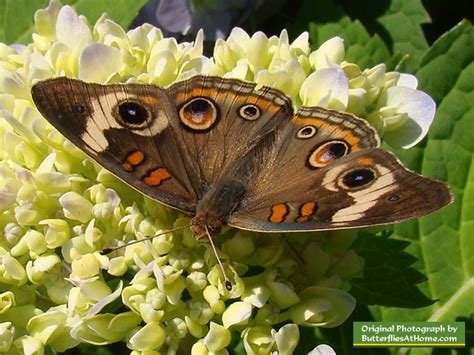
180,97,217,130
118,102,149,125
388,194,401,202
340,168,376,189
239,104,260,121
308,140,349,168
297,125,317,139
74,104,85,114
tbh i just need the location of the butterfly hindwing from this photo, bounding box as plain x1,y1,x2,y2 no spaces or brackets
228,107,452,232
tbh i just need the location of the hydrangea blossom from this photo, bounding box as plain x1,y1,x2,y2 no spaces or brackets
0,1,436,353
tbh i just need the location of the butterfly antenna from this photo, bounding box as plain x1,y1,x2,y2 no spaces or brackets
101,225,188,255
205,226,232,290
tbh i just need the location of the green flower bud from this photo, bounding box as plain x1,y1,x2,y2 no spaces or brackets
0,292,15,314
14,335,44,355
0,322,14,352
274,324,299,355
203,322,231,352
26,254,60,284
0,254,27,285
188,300,214,325
59,191,94,223
267,281,299,309
39,219,70,248
27,308,79,352
70,253,100,279
242,326,274,354
128,322,166,351
74,313,141,345
222,301,252,328
107,256,128,276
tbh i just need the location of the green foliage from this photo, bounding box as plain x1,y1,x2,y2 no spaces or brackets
350,231,435,308
301,0,430,70
377,20,474,324
0,0,49,43
0,0,147,44
302,0,392,69
376,0,430,71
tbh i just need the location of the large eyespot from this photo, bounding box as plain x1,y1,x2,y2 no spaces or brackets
239,104,261,121
297,125,317,139
338,168,376,189
308,140,349,168
180,97,217,130
118,101,150,127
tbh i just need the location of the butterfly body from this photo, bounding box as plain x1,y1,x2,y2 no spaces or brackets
31,75,452,240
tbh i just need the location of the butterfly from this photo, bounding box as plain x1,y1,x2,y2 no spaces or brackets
31,75,452,286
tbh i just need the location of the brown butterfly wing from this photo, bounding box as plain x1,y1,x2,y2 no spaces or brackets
31,76,293,212
166,76,293,197
228,107,452,232
32,77,199,212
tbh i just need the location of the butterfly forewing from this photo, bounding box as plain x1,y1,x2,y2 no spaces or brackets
32,77,199,212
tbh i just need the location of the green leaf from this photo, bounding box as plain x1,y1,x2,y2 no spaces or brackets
0,0,49,44
376,0,430,72
342,0,430,72
350,231,435,308
294,0,390,69
457,314,474,352
377,20,474,323
0,0,148,45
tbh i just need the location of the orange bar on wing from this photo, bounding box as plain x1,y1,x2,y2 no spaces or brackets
269,203,289,223
296,201,317,223
127,151,145,165
143,167,171,186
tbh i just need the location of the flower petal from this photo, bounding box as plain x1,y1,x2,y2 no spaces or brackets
300,66,349,110
78,43,121,83
382,86,436,148
55,6,92,49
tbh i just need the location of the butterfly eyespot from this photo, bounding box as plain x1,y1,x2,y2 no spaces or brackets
339,168,376,189
180,97,217,130
118,101,149,126
308,140,349,168
74,104,85,114
388,194,401,201
239,104,260,121
297,125,317,139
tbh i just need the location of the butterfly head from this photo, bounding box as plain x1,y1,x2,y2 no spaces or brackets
190,209,223,240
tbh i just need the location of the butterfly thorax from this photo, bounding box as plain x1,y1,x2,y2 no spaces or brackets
191,178,248,239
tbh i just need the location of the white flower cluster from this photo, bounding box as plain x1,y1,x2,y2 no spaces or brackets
0,1,436,354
